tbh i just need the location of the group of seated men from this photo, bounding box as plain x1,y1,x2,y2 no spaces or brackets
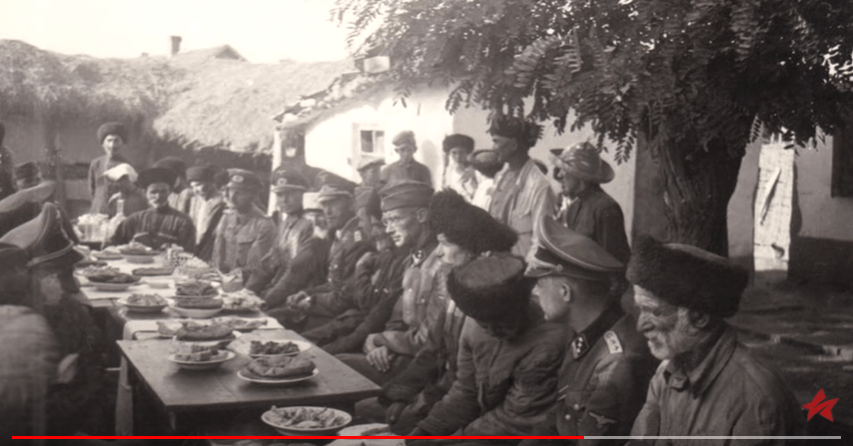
1,116,808,444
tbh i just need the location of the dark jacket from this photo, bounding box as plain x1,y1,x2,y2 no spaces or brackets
559,185,631,265
107,206,196,252
246,213,313,294
264,236,332,309
417,309,567,436
525,307,658,446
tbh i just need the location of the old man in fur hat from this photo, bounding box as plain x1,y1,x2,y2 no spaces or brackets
626,237,804,443
106,167,196,251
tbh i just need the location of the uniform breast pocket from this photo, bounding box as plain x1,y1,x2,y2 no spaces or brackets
235,232,257,259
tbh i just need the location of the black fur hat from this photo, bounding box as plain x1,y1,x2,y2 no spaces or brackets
96,122,128,144
447,255,534,323
442,134,475,153
430,189,517,255
627,236,748,318
488,115,543,150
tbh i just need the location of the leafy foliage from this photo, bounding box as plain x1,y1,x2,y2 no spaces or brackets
333,0,853,163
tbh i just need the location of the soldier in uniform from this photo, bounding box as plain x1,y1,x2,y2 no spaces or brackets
246,170,314,295
521,216,658,445
380,131,433,186
357,156,385,188
106,167,196,252
278,179,374,329
626,236,805,444
211,169,276,278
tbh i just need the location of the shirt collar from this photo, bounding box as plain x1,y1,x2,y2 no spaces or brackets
410,232,438,264
570,303,624,360
663,325,737,395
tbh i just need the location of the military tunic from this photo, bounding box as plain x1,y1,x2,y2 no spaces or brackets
211,206,276,276
107,206,196,252
525,306,658,446
246,212,314,294
380,160,433,187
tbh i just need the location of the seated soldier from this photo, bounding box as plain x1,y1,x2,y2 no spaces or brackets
521,217,658,445
212,169,276,279
245,170,313,295
299,181,433,351
626,237,805,444
2,202,110,435
272,179,374,330
371,189,518,434
106,167,196,252
407,256,566,443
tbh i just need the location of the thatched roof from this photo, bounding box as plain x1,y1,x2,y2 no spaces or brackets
0,39,357,154
0,40,174,123
275,71,388,130
155,56,355,153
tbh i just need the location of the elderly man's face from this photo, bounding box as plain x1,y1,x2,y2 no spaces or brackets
490,134,517,163
634,286,703,360
532,275,571,322
382,207,424,249
395,143,416,163
146,183,171,208
102,134,124,156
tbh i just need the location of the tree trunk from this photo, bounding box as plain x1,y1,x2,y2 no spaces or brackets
657,134,743,256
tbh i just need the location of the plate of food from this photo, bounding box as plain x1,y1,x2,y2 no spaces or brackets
132,266,175,277
77,265,121,278
239,353,317,386
220,291,263,313
173,322,235,343
261,406,351,435
120,246,161,264
167,345,235,371
86,272,141,291
212,316,268,332
175,280,219,298
248,339,311,358
75,260,108,269
118,293,168,313
92,250,122,260
170,298,223,319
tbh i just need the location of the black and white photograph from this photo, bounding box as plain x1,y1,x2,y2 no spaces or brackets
0,0,851,444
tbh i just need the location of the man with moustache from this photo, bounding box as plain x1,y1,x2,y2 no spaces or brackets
626,237,804,444
521,217,657,445
551,142,631,266
487,115,556,259
106,167,196,252
89,122,130,214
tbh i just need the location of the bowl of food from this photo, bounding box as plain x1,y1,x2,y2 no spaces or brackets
167,345,235,371
120,246,161,264
173,322,236,347
86,272,141,291
248,339,311,358
261,406,351,435
170,297,224,318
118,293,168,313
212,316,269,332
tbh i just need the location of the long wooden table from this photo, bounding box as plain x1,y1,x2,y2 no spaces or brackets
118,329,381,433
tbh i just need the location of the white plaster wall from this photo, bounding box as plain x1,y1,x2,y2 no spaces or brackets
305,85,454,184
795,136,853,241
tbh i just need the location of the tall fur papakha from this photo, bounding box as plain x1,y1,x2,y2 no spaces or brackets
447,255,534,324
488,115,543,150
429,188,517,255
627,236,748,318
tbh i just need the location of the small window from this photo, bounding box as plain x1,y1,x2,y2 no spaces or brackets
359,129,385,156
832,121,853,197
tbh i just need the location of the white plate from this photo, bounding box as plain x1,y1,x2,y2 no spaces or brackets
167,351,235,370
172,332,237,348
248,339,312,358
237,368,318,386
261,406,350,435
170,304,223,319
117,297,167,313
88,280,140,292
